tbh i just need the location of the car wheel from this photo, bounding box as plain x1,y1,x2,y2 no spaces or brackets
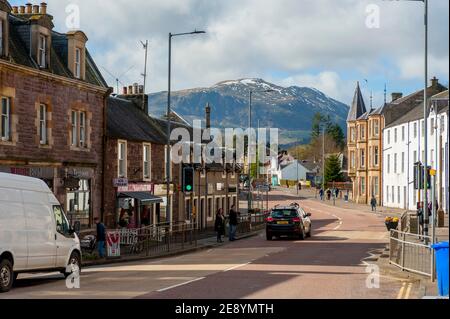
266,233,273,241
0,259,14,293
298,229,305,240
64,252,81,279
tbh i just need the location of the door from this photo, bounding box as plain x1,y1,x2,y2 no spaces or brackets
53,205,76,269
23,191,56,270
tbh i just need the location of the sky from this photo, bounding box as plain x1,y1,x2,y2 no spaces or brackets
10,0,449,107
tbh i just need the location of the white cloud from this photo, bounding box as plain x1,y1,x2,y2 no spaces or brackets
17,0,448,104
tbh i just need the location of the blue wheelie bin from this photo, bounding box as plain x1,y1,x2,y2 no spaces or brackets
432,242,449,297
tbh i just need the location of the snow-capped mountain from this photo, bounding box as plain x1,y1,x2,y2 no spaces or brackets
147,78,349,145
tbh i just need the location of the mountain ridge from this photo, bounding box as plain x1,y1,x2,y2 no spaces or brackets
147,78,350,145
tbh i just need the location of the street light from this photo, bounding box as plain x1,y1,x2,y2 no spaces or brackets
247,88,275,212
166,30,206,226
385,0,429,241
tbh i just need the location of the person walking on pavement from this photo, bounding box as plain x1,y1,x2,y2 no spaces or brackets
229,205,239,242
215,208,225,243
95,217,106,258
370,196,377,212
335,188,339,199
319,188,324,201
326,189,332,201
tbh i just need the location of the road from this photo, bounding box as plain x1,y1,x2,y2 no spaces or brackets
1,189,419,299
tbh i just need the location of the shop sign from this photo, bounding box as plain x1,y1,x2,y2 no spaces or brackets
0,166,54,179
106,231,121,258
64,168,94,179
113,178,128,187
64,177,80,190
118,183,154,193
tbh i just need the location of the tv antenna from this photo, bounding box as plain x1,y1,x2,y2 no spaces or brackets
100,64,136,94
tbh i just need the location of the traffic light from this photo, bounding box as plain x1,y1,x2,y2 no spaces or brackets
414,162,423,190
182,166,194,193
426,166,431,190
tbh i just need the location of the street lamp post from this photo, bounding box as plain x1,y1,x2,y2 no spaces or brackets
247,89,275,213
385,0,429,239
166,30,205,226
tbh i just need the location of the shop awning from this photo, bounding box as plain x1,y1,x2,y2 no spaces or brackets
117,192,164,203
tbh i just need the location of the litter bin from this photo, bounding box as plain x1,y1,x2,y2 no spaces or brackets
432,242,449,297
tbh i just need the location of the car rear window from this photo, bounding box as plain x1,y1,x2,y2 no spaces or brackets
271,210,298,218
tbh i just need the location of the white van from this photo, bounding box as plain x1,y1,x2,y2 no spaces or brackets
0,173,81,293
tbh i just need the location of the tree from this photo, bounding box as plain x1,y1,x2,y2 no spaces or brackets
324,154,343,184
327,124,345,150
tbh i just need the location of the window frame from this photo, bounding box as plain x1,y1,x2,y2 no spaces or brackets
74,47,82,79
39,104,47,145
71,110,78,146
1,97,10,141
143,143,151,180
38,34,47,68
118,141,127,178
79,111,86,148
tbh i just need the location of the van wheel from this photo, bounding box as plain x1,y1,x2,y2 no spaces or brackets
0,259,13,293
64,252,81,279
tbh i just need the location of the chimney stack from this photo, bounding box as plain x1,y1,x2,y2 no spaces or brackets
32,4,40,14
26,3,32,14
128,85,133,95
133,83,139,95
431,77,439,88
40,2,47,14
391,93,403,102
138,85,144,94
205,103,211,129
123,86,128,95
19,6,25,14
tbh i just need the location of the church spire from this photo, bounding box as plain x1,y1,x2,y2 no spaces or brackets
347,82,368,122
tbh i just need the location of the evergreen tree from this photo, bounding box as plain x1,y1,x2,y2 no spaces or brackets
324,154,343,184
327,124,345,150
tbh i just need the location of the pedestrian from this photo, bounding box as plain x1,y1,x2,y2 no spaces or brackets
95,217,106,258
215,208,225,243
327,189,332,201
335,188,339,199
229,205,239,241
370,196,377,212
298,182,302,191
319,188,324,201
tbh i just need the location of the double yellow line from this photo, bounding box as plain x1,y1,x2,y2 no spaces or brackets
397,282,413,299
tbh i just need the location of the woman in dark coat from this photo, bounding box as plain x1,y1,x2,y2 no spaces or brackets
215,208,225,243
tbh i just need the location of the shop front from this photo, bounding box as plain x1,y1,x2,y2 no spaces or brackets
0,166,56,191
116,181,164,229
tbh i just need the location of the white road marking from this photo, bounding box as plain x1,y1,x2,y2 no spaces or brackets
404,283,413,299
397,283,406,299
223,262,251,272
156,277,206,292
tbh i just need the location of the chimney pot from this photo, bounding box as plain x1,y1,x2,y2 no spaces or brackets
33,5,40,14
26,3,32,14
128,85,133,94
19,6,25,14
40,2,47,14
139,85,144,94
205,103,211,129
123,87,128,95
391,93,403,102
133,83,139,95
12,6,19,14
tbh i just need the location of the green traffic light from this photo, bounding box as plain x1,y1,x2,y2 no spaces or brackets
186,185,192,191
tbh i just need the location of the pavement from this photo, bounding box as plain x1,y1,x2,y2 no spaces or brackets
0,187,429,299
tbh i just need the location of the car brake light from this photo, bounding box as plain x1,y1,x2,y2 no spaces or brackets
266,217,274,222
292,217,301,223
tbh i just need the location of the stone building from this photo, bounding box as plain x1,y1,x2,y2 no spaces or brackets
347,78,446,205
0,1,110,228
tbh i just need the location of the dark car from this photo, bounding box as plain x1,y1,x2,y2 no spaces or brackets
265,204,312,240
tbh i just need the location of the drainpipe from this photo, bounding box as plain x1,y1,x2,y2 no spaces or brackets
102,88,113,225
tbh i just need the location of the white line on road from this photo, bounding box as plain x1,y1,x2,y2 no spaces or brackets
223,262,251,272
397,283,406,299
157,277,206,292
404,283,413,299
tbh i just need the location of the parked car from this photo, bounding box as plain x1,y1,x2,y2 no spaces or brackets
0,173,81,293
265,204,312,240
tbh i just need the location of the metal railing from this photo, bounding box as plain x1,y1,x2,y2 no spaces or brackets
389,230,433,277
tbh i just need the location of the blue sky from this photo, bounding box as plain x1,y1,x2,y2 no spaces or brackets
9,0,449,106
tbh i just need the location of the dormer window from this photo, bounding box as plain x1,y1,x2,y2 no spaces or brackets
74,48,81,79
38,34,47,68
